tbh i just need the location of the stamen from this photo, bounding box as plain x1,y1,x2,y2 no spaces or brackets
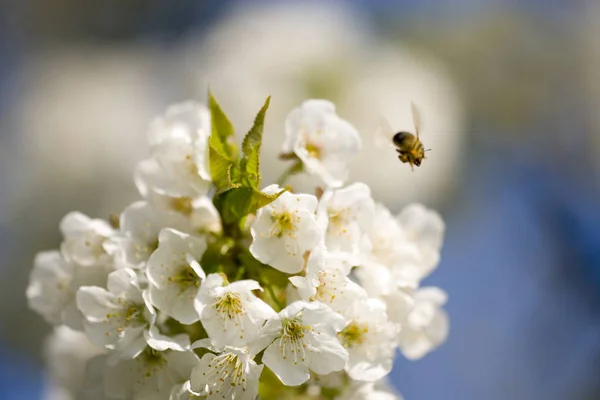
338,321,369,348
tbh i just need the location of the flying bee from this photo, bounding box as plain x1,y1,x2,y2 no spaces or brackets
376,102,430,170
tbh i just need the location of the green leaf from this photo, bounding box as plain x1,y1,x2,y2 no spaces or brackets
208,90,237,160
239,96,270,188
208,137,234,190
214,186,284,224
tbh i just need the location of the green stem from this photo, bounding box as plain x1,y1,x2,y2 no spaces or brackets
265,283,284,311
275,160,303,186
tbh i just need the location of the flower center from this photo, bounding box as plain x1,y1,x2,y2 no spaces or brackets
328,207,350,235
269,211,296,238
305,142,322,159
106,301,146,334
311,270,338,304
138,347,167,378
279,317,309,364
82,234,107,258
215,292,244,319
125,303,147,325
170,197,193,215
338,322,369,348
168,265,201,290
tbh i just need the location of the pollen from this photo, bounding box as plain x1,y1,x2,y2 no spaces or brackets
283,318,306,342
215,292,244,319
124,304,146,325
305,142,322,159
328,207,350,235
269,211,296,238
168,265,201,290
338,321,369,348
170,197,193,215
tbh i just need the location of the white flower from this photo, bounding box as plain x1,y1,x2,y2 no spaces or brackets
354,204,404,296
283,99,360,188
317,182,375,256
76,268,155,361
42,326,104,400
190,345,263,400
140,101,211,197
395,203,445,280
289,246,366,314
108,201,192,268
59,212,115,266
135,161,222,234
250,185,322,274
27,251,111,330
261,301,348,386
356,202,442,295
84,348,198,400
195,273,276,349
27,251,75,326
386,287,449,360
338,298,398,382
146,228,207,324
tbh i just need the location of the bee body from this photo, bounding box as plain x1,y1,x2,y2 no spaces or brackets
393,131,425,168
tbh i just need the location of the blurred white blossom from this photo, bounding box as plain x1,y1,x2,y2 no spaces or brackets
283,99,361,188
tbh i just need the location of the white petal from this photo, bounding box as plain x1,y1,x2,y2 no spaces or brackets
145,325,190,352
262,342,310,386
397,203,445,251
306,335,348,376
27,251,74,325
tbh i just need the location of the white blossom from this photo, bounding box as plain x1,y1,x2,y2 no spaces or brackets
261,301,348,386
395,203,445,281
283,99,360,188
386,287,449,360
42,326,104,400
250,185,322,274
59,212,115,266
76,268,155,361
135,162,222,234
195,273,276,349
316,182,375,256
289,245,366,314
84,348,198,400
146,228,207,324
27,90,452,399
142,101,211,198
108,201,192,268
338,298,398,382
355,203,440,295
27,251,111,330
190,345,263,400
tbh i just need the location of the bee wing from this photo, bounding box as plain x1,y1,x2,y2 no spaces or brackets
374,113,395,149
411,101,423,137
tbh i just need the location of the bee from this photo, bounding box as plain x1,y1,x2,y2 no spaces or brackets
376,102,430,170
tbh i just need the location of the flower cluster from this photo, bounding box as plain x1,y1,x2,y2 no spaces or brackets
28,94,449,400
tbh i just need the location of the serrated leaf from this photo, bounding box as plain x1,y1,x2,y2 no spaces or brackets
214,186,284,224
208,90,237,160
239,96,271,188
208,135,237,190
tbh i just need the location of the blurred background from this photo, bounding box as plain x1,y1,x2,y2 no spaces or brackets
1,0,599,399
